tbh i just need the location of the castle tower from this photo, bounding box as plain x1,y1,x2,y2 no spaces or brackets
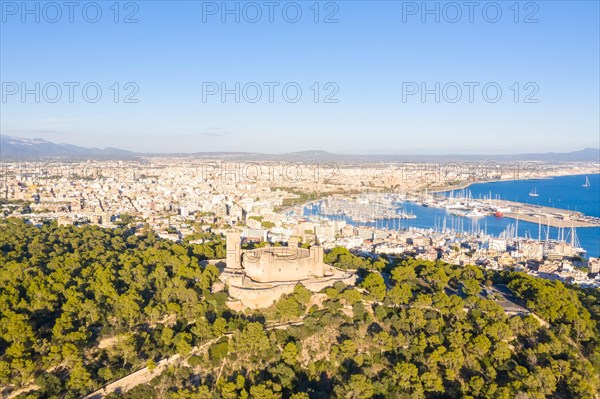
226,232,242,269
310,245,324,277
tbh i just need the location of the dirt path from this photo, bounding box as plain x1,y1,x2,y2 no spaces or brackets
4,385,40,399
82,338,217,399
82,353,181,399
81,320,305,399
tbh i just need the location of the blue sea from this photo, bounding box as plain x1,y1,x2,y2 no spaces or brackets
446,173,600,218
304,174,600,258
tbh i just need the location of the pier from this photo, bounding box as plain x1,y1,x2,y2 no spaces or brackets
490,200,600,228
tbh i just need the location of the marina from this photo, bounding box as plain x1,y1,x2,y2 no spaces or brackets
418,196,600,228
318,195,416,222
301,175,600,257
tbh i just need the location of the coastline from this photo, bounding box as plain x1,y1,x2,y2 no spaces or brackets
430,170,599,194
423,173,600,229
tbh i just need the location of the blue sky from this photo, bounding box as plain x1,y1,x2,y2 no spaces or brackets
1,0,599,154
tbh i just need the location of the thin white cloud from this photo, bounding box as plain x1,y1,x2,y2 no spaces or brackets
202,127,231,137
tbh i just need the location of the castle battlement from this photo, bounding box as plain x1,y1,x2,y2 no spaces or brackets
221,232,356,308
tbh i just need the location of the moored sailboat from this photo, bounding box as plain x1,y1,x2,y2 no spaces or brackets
583,176,590,188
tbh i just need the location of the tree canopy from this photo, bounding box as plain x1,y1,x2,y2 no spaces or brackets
0,221,598,398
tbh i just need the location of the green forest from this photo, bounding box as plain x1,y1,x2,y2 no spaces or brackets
0,219,599,398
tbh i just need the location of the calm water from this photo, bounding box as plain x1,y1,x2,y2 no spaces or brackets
304,174,600,258
445,173,600,217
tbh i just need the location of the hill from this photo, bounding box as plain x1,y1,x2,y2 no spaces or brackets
1,135,598,163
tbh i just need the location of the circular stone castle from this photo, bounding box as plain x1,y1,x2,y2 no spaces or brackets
220,232,357,309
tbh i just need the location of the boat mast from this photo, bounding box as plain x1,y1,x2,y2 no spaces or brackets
570,225,575,247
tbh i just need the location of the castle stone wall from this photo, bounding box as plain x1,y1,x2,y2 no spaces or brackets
221,231,357,309
242,246,325,283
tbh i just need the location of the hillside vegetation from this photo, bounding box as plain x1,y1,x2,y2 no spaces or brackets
0,220,598,398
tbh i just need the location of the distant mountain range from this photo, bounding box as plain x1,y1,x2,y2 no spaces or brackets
0,136,136,160
1,135,599,163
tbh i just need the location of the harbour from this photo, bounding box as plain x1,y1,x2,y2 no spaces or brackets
300,174,600,257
